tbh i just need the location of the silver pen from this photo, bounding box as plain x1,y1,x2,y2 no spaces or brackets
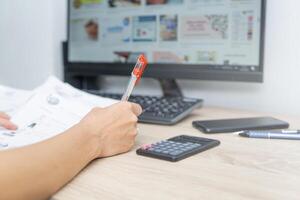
239,130,300,140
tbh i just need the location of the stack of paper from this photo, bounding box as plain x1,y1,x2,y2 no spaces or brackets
0,76,117,150
0,85,31,116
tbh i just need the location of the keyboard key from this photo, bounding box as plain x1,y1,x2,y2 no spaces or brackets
94,92,202,125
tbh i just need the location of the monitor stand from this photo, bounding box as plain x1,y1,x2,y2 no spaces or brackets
68,76,184,98
158,79,183,98
66,75,183,99
65,75,99,90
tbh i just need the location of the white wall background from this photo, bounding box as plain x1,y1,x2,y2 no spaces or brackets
0,0,299,116
0,0,66,88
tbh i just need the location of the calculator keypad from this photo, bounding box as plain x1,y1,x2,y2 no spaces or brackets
137,135,220,162
141,140,202,157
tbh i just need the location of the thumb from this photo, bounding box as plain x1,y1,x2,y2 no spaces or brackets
130,103,143,116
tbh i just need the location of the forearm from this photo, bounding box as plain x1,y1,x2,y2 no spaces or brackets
0,124,99,200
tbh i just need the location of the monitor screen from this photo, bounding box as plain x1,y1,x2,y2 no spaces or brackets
68,0,265,80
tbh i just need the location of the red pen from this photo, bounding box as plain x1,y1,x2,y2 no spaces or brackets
121,54,148,101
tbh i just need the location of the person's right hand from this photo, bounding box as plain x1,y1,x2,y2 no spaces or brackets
0,112,18,130
78,102,142,158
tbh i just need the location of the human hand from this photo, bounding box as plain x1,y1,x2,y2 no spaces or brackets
79,102,142,158
0,112,18,130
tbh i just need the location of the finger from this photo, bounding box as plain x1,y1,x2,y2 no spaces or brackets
0,119,18,130
0,112,10,120
130,103,142,116
124,128,138,146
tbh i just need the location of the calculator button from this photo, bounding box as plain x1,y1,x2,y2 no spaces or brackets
172,150,183,155
181,148,190,152
141,144,152,150
185,146,194,150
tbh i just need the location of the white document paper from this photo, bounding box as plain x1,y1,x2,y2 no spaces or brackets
0,85,32,116
0,76,117,150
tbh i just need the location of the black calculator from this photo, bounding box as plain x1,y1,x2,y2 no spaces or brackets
136,135,220,162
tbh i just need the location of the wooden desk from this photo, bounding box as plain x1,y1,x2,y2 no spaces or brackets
52,107,300,200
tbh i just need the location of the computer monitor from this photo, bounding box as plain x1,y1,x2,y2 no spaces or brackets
66,0,266,89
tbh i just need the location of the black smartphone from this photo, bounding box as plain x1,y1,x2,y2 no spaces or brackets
192,117,289,133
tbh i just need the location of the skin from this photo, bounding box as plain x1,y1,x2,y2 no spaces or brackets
0,102,142,200
0,112,18,130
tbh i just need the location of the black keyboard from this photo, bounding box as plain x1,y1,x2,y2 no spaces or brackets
87,91,203,125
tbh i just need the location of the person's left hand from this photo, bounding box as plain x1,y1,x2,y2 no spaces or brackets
0,112,17,130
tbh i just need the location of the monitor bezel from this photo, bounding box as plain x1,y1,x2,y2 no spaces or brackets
66,0,266,83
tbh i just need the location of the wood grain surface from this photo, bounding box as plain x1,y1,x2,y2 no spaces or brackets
52,106,300,200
